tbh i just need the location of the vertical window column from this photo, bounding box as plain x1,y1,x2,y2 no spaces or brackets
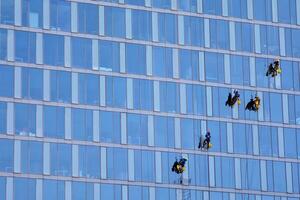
260,160,267,191
279,27,286,56
71,2,78,33
100,147,107,179
224,54,230,84
43,70,50,101
120,43,126,73
297,0,300,25
43,0,49,29
250,57,256,87
64,36,71,68
206,87,212,116
146,45,152,76
180,84,186,114
278,127,284,157
122,185,128,200
152,12,158,42
282,94,289,124
7,30,14,61
229,21,236,51
7,103,14,135
6,177,13,200
14,140,21,173
222,0,228,16
155,151,162,183
235,158,241,189
127,78,133,109
100,76,105,106
14,67,21,98
247,0,253,19
272,0,278,22
286,162,293,193
128,149,134,181
94,183,100,200
99,6,104,36
125,9,132,39
71,72,78,104
43,142,50,175
121,113,127,144
15,0,21,26
171,0,177,10
204,19,210,48
93,110,100,142
175,118,181,149
36,179,42,200
209,156,215,187
92,39,99,70
258,91,264,121
65,181,71,200
252,125,259,155
153,81,160,112
36,105,43,137
148,115,154,146
65,108,71,140
199,51,205,81
178,15,184,45
172,49,179,79
72,144,79,177
254,24,261,53
227,122,233,153
197,0,203,13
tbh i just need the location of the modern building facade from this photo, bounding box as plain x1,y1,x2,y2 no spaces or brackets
0,0,300,199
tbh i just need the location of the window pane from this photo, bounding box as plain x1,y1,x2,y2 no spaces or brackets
14,178,36,200
72,182,93,200
186,84,206,115
158,13,177,44
152,0,171,9
43,33,64,66
228,0,247,19
0,102,6,134
260,25,280,56
177,0,197,12
100,111,121,143
107,148,128,180
184,16,204,46
15,103,36,136
126,43,146,75
0,177,5,200
160,81,180,113
179,49,199,80
106,76,127,108
0,139,13,172
21,67,43,100
210,19,229,50
131,9,152,41
104,7,125,38
253,0,272,21
125,0,145,6
152,46,173,78
133,79,153,110
22,0,43,28
273,161,286,192
134,150,155,182
235,22,255,52
77,3,98,34
50,0,71,31
50,70,71,103
78,73,100,105
0,29,7,60
101,184,122,200
0,65,14,97
205,52,224,83
71,37,92,69
154,116,174,148
15,31,36,63
269,92,282,123
50,143,72,176
284,128,297,158
230,55,250,86
21,140,43,174
43,180,65,200
0,0,14,24
127,113,148,145
99,40,120,72
78,145,100,178
44,105,65,139
203,0,222,15
72,108,93,141
277,0,297,24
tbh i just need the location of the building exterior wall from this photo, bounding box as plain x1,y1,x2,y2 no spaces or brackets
0,0,300,199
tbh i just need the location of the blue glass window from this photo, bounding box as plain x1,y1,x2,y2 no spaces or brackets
77,3,98,34
127,113,148,145
241,159,261,190
154,116,174,148
284,128,297,158
269,92,282,123
184,16,204,47
288,95,296,124
228,0,247,19
14,178,36,200
78,145,101,178
253,0,272,21
0,65,14,97
21,140,43,174
0,29,7,60
296,95,300,125
22,67,43,100
0,0,14,24
131,10,152,41
292,163,299,193
71,37,92,69
15,31,36,63
50,0,71,31
125,0,145,6
152,46,173,78
235,22,255,52
105,7,125,38
99,40,120,72
203,0,222,15
72,182,93,200
256,58,273,88
210,19,229,49
230,55,250,86
43,105,65,139
100,111,121,143
0,139,13,172
101,184,122,200
134,150,155,182
161,153,180,184
205,52,224,83
179,49,199,80
50,70,71,103
0,177,5,200
259,126,277,157
260,25,280,55
212,87,231,118
286,28,300,58
233,123,253,154
43,180,65,200
133,79,153,110
78,73,100,105
278,0,297,24
50,143,72,176
177,0,197,12
72,108,93,141
0,102,6,134
106,76,127,108
22,0,43,28
281,60,295,90
160,81,180,113
273,161,286,192
152,0,171,9
181,119,200,150
126,43,146,75
266,160,274,191
107,147,128,180
156,188,176,200
215,157,235,188
15,103,36,136
158,13,177,44
43,34,64,66
207,121,228,152
129,186,149,200
186,84,206,115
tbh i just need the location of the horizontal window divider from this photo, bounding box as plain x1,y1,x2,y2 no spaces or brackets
68,0,300,30
0,171,299,198
2,24,300,63
0,133,300,164
2,60,300,97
